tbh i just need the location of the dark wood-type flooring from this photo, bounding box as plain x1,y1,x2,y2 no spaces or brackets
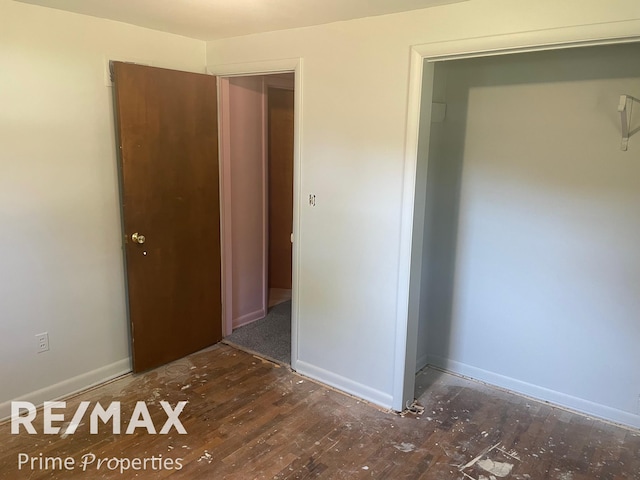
1,344,638,479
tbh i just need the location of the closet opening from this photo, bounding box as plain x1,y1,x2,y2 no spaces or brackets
409,42,640,428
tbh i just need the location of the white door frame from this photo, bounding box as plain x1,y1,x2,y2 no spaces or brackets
394,20,640,411
208,58,303,371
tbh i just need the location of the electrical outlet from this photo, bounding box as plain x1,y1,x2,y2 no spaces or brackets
36,333,49,353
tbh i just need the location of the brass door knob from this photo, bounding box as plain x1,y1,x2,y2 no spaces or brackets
131,232,146,244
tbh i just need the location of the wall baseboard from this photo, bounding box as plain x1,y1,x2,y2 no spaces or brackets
295,360,393,410
426,355,640,430
0,358,131,423
233,308,267,330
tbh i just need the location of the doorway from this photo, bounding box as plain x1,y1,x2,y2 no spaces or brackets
219,73,296,365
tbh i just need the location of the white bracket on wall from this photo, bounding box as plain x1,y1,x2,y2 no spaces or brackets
618,94,635,151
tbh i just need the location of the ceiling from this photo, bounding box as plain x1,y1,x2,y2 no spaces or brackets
15,0,466,41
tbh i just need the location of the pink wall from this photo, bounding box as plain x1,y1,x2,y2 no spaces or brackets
222,76,267,331
219,73,295,334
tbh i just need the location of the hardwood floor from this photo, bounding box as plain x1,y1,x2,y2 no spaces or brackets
1,344,638,479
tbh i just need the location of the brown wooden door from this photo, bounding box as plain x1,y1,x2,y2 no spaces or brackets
113,62,222,372
267,87,295,289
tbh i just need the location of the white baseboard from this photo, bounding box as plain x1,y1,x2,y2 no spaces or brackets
426,355,640,430
233,308,267,329
295,360,393,410
0,358,131,422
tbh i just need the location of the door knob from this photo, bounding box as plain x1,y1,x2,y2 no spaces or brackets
131,232,146,244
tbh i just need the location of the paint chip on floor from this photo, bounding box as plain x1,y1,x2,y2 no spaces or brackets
393,442,416,453
477,459,513,477
198,451,213,463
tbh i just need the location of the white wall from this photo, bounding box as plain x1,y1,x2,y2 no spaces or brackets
207,0,640,411
0,0,206,418
420,43,640,427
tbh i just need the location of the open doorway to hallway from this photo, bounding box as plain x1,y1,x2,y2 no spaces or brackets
219,73,295,365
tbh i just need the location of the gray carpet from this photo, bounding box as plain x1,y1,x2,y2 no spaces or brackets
225,300,291,364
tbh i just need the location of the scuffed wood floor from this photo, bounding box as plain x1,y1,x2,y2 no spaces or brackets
1,344,638,479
